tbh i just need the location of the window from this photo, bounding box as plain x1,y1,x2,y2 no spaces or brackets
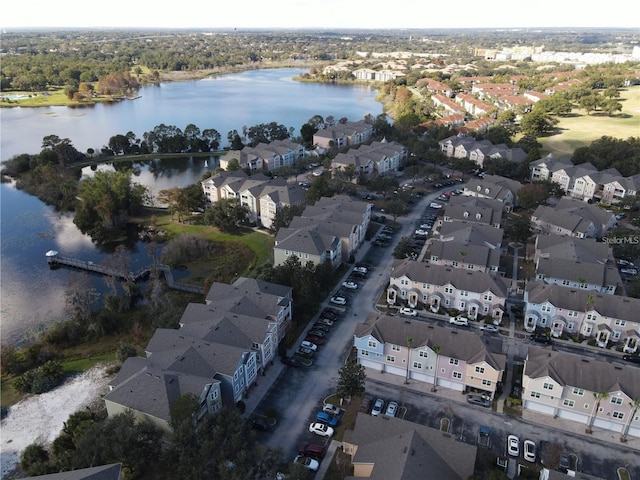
563,399,575,407
460,290,469,297
530,391,541,399
413,361,422,369
386,355,395,363
482,379,491,386
368,340,377,348
444,286,454,294
615,319,626,326
541,304,551,312
612,411,625,420
361,350,369,357
568,310,578,317
610,397,623,405
419,350,428,358
392,344,401,352
543,382,554,390
483,294,493,301
449,358,459,365
562,280,570,286
475,366,485,374
572,387,585,396
453,371,462,379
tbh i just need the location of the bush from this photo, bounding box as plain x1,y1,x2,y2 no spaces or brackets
14,360,65,394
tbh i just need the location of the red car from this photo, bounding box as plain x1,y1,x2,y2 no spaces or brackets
298,442,326,459
305,335,325,345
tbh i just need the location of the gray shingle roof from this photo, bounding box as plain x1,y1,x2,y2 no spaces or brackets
21,464,122,480
526,346,640,398
275,225,339,255
343,413,476,480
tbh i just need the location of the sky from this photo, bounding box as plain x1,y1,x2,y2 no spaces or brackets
2,0,639,30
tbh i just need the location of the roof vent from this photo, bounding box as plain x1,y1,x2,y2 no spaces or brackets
581,358,589,363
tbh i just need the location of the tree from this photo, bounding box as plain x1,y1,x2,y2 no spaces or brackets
520,109,556,136
405,337,413,384
385,198,409,222
621,398,640,442
337,359,366,400
517,183,550,210
587,391,609,433
431,344,441,392
205,198,249,233
392,236,415,259
20,443,54,476
269,204,305,234
508,215,532,244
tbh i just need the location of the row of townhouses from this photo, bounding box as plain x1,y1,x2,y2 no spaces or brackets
103,277,293,439
530,154,640,204
219,138,306,173
312,119,375,150
330,138,408,183
530,197,617,239
439,134,528,169
201,170,307,229
274,194,372,268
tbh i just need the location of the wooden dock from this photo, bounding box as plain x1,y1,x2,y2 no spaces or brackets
46,251,204,295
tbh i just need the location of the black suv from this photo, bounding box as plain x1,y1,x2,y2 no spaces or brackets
531,333,552,344
623,354,640,364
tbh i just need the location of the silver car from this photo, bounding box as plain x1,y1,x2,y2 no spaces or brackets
371,398,385,416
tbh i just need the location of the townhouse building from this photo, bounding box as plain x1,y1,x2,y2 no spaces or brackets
428,221,504,273
219,139,305,173
417,77,454,97
313,120,374,150
431,94,466,115
524,281,640,352
273,225,342,269
463,175,523,211
201,170,306,228
454,93,495,117
531,198,616,239
330,139,408,182
342,413,477,480
440,196,503,229
354,313,506,399
523,347,640,438
533,235,621,295
308,195,372,246
387,260,509,323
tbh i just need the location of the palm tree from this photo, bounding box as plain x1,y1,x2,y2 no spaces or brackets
431,344,441,392
459,250,467,268
405,336,413,384
621,398,640,442
587,391,609,433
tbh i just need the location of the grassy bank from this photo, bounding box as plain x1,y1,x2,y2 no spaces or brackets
540,85,640,159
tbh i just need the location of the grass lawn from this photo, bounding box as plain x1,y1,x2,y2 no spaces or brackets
1,89,123,108
540,85,640,159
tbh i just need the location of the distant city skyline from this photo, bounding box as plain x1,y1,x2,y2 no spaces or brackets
2,0,639,30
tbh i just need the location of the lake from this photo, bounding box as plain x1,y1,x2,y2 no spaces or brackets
0,68,383,345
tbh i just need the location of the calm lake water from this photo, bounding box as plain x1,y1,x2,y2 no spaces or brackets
0,68,383,345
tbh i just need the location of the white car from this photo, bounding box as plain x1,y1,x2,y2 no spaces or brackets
342,281,358,290
354,266,368,274
293,455,319,472
309,422,334,437
371,398,385,416
323,403,342,416
449,316,468,326
300,341,318,351
330,296,347,305
507,435,520,457
429,202,443,209
415,229,428,236
385,401,398,417
480,324,499,333
399,307,417,317
523,440,536,462
312,169,323,176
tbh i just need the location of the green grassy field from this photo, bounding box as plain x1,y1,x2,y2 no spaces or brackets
540,86,640,159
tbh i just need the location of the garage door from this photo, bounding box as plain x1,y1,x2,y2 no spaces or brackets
524,400,555,416
411,372,433,384
383,364,406,377
627,426,640,438
361,359,382,371
557,408,589,424
593,418,623,433
437,378,464,392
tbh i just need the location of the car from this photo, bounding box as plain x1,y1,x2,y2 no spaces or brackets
330,295,347,305
620,268,638,275
300,340,318,351
415,229,429,236
307,329,326,338
296,346,314,356
622,354,640,364
523,440,536,462
312,169,323,177
281,356,303,367
305,335,324,345
250,418,270,431
371,398,385,416
385,401,398,417
323,403,342,416
298,442,326,460
351,270,367,279
419,223,432,229
467,395,492,408
480,324,499,333
312,322,330,332
315,411,339,427
342,281,358,290
399,307,417,316
449,316,468,326
559,454,571,472
507,435,520,457
354,266,368,274
429,202,443,209
293,455,319,472
309,422,334,437
317,318,334,327
531,333,552,344
617,259,635,268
